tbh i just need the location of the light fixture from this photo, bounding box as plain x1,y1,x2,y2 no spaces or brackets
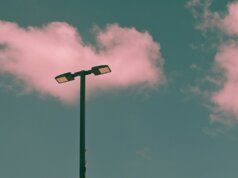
91,65,111,75
55,72,75,84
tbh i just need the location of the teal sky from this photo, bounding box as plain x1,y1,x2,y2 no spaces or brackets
1,0,238,178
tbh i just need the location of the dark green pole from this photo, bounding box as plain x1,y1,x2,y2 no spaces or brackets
80,73,86,178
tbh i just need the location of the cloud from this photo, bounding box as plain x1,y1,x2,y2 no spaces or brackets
185,0,222,32
212,42,238,121
136,147,152,161
222,1,238,35
202,127,225,137
186,0,238,35
0,21,164,103
187,0,238,123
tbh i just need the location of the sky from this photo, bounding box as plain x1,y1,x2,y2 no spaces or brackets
1,0,238,178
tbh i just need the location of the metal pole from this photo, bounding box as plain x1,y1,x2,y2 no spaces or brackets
80,73,86,178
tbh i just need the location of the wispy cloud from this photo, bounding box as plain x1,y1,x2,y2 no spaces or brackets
187,0,238,124
187,0,238,35
0,21,164,103
136,147,152,161
186,0,222,32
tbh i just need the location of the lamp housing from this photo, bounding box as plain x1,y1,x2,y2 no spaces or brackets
91,65,111,76
55,72,75,83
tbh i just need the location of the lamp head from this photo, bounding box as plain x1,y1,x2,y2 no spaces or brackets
55,72,75,84
91,65,111,76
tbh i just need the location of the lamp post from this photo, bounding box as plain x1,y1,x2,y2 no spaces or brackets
55,65,111,178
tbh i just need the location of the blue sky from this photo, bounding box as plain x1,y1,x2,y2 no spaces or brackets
1,0,238,178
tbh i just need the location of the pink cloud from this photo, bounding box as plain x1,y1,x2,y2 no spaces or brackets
212,42,238,117
187,0,238,122
187,0,238,35
0,21,164,103
211,1,238,122
222,1,238,35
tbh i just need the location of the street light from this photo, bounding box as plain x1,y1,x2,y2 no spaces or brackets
55,65,111,83
55,65,111,178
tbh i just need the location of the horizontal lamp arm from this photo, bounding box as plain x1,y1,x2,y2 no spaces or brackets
73,70,92,77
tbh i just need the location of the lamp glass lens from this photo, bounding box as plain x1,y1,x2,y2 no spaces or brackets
99,67,110,74
56,76,68,83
